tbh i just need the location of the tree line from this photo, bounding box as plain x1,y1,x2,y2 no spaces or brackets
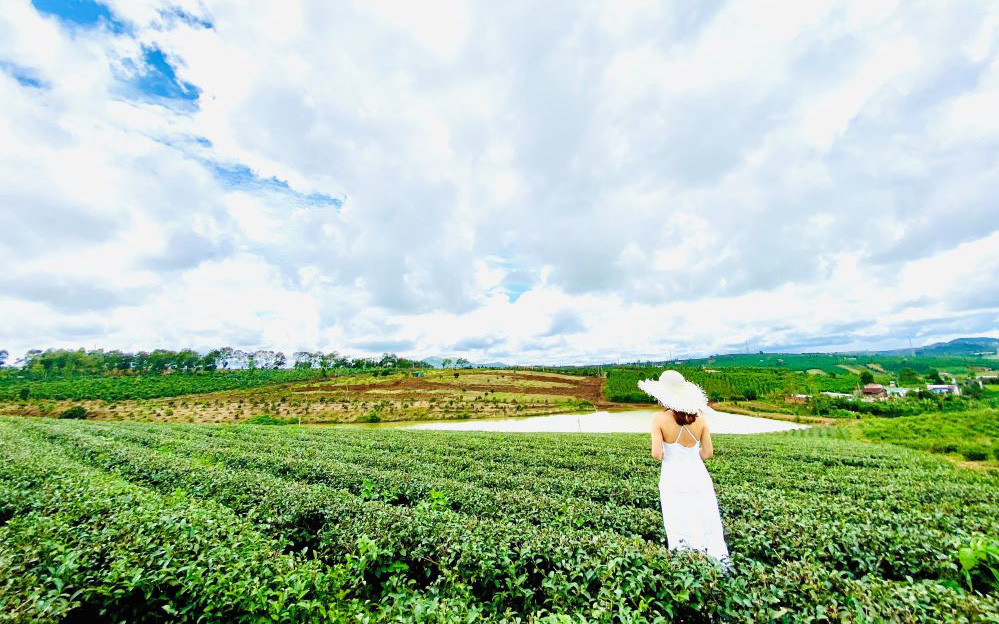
0,347,431,378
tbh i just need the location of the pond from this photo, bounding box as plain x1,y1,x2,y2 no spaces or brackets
341,407,809,434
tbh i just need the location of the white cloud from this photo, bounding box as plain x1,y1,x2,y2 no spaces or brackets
1,0,998,365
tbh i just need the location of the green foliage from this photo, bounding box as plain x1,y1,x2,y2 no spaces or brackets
673,353,995,375
607,366,860,403
899,368,922,385
57,405,87,420
959,538,999,594
2,416,999,621
857,409,999,461
860,371,875,384
242,413,293,425
0,368,375,402
812,394,999,419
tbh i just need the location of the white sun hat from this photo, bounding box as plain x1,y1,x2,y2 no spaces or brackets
637,370,709,414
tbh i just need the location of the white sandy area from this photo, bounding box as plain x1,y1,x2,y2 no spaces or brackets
401,407,808,434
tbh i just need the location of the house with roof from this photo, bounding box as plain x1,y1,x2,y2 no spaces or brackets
885,386,911,398
820,391,854,400
926,384,960,396
862,384,887,399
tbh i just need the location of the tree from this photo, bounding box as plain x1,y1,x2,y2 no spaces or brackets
926,369,944,384
859,371,874,385
58,405,88,419
455,358,471,369
441,358,453,369
898,368,920,386
253,350,277,370
218,347,236,369
0,349,6,367
963,382,984,399
292,351,314,369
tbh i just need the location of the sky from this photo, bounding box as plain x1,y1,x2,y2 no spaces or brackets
1,0,998,366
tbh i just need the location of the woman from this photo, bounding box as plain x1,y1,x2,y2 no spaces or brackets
639,370,730,568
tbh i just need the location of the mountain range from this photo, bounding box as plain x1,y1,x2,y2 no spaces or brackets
860,337,999,357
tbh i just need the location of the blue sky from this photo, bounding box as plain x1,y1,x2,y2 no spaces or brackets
1,0,998,365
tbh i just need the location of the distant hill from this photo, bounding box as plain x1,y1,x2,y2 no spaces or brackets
868,337,999,357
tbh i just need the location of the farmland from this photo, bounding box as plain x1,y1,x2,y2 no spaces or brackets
674,353,996,375
0,370,607,425
0,367,339,401
856,409,999,463
2,416,999,622
605,366,861,403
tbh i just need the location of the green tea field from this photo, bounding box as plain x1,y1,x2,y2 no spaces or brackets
2,416,998,622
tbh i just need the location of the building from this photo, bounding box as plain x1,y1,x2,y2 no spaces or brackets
885,386,911,398
785,393,811,404
862,384,886,398
974,373,998,388
926,384,960,396
821,391,854,400
411,370,425,378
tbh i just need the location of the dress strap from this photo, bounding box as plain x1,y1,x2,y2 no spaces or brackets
680,425,699,444
672,424,699,445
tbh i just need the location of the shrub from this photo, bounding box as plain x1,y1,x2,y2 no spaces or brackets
4,415,999,621
961,446,990,462
958,538,999,594
242,414,292,425
57,405,87,419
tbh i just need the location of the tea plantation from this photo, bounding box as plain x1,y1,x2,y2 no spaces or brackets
1,416,998,622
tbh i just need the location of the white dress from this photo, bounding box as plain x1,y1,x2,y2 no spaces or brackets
659,425,730,567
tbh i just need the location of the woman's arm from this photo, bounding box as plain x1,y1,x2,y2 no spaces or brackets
699,422,714,460
650,413,664,461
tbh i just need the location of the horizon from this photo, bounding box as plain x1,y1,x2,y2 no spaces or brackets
4,333,998,370
2,0,998,366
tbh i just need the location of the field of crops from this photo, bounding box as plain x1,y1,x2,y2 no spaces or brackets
2,417,998,622
605,367,860,403
0,368,347,401
0,370,601,425
857,409,999,462
677,353,994,375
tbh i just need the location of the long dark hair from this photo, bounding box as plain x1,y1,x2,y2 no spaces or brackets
672,409,697,426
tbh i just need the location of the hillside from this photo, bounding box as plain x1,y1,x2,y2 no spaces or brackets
868,337,999,358
0,369,608,424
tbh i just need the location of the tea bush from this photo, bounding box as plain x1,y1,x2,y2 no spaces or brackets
857,409,999,461
2,416,998,622
57,405,87,419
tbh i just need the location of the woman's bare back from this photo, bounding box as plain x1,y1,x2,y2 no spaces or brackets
656,410,706,448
